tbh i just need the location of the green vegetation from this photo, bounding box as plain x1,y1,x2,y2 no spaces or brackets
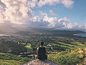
0,30,86,64
0,42,27,55
48,48,84,65
24,43,33,52
49,42,86,51
0,60,21,65
0,53,35,65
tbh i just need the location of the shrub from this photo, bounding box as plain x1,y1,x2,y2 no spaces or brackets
0,53,35,64
48,48,84,65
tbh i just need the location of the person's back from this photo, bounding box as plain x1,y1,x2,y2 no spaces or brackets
38,47,46,60
35,41,47,60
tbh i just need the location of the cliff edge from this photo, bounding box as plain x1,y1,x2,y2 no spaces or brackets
22,59,59,65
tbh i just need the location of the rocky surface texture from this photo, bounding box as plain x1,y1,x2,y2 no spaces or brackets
82,48,86,65
22,59,59,65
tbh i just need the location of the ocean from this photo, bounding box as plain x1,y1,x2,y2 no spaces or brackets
73,33,86,37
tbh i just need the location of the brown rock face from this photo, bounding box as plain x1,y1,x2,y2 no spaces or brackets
22,59,59,65
82,48,86,65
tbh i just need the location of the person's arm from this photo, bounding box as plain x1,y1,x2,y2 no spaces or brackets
45,48,47,54
37,47,39,55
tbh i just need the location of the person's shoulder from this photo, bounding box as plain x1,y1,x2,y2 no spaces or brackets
44,47,47,49
44,47,46,48
37,47,39,50
44,47,47,50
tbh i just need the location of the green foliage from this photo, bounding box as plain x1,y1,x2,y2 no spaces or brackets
19,57,35,64
49,42,86,51
0,53,35,65
0,42,27,55
0,53,22,60
0,60,21,65
24,43,33,52
56,54,81,65
48,48,84,65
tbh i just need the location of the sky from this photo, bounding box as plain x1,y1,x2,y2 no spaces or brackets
0,0,86,31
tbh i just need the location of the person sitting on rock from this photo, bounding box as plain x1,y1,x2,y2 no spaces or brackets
35,41,47,60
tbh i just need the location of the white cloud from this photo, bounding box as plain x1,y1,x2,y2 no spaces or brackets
0,5,4,23
30,15,86,31
58,17,70,23
31,16,40,22
27,0,74,9
39,11,47,16
0,0,33,24
38,0,59,7
61,0,74,8
0,0,86,31
66,23,80,29
49,10,58,15
27,0,38,8
37,0,74,8
28,14,70,28
64,23,86,30
43,15,70,28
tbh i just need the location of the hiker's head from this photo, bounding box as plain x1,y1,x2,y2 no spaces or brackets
40,41,44,46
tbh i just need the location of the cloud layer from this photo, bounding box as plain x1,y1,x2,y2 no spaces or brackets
0,0,86,31
0,0,33,24
28,0,74,8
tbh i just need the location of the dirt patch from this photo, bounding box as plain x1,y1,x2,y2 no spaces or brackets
82,48,86,65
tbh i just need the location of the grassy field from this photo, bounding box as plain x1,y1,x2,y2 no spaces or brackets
0,53,35,65
47,48,85,65
0,60,21,65
51,42,86,50
24,43,33,52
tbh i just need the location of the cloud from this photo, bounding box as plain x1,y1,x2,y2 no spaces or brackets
27,0,38,8
65,23,80,29
64,23,86,31
37,0,74,8
27,0,74,9
61,0,74,8
0,0,86,31
29,14,86,31
0,5,4,23
28,12,70,28
43,15,70,28
29,16,49,27
58,17,70,22
0,0,33,24
39,11,47,16
49,10,58,15
37,0,59,7
30,16,40,22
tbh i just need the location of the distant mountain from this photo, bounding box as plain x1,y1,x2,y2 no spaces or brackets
0,24,85,35
15,27,86,36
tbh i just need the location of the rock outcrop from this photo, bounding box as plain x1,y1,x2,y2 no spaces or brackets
22,59,59,65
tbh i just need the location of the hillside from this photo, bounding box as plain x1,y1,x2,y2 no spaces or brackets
0,53,35,65
0,48,85,65
82,48,86,65
15,28,85,35
48,48,85,65
0,27,86,65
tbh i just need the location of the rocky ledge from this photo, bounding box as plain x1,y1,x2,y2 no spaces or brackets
22,59,59,65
